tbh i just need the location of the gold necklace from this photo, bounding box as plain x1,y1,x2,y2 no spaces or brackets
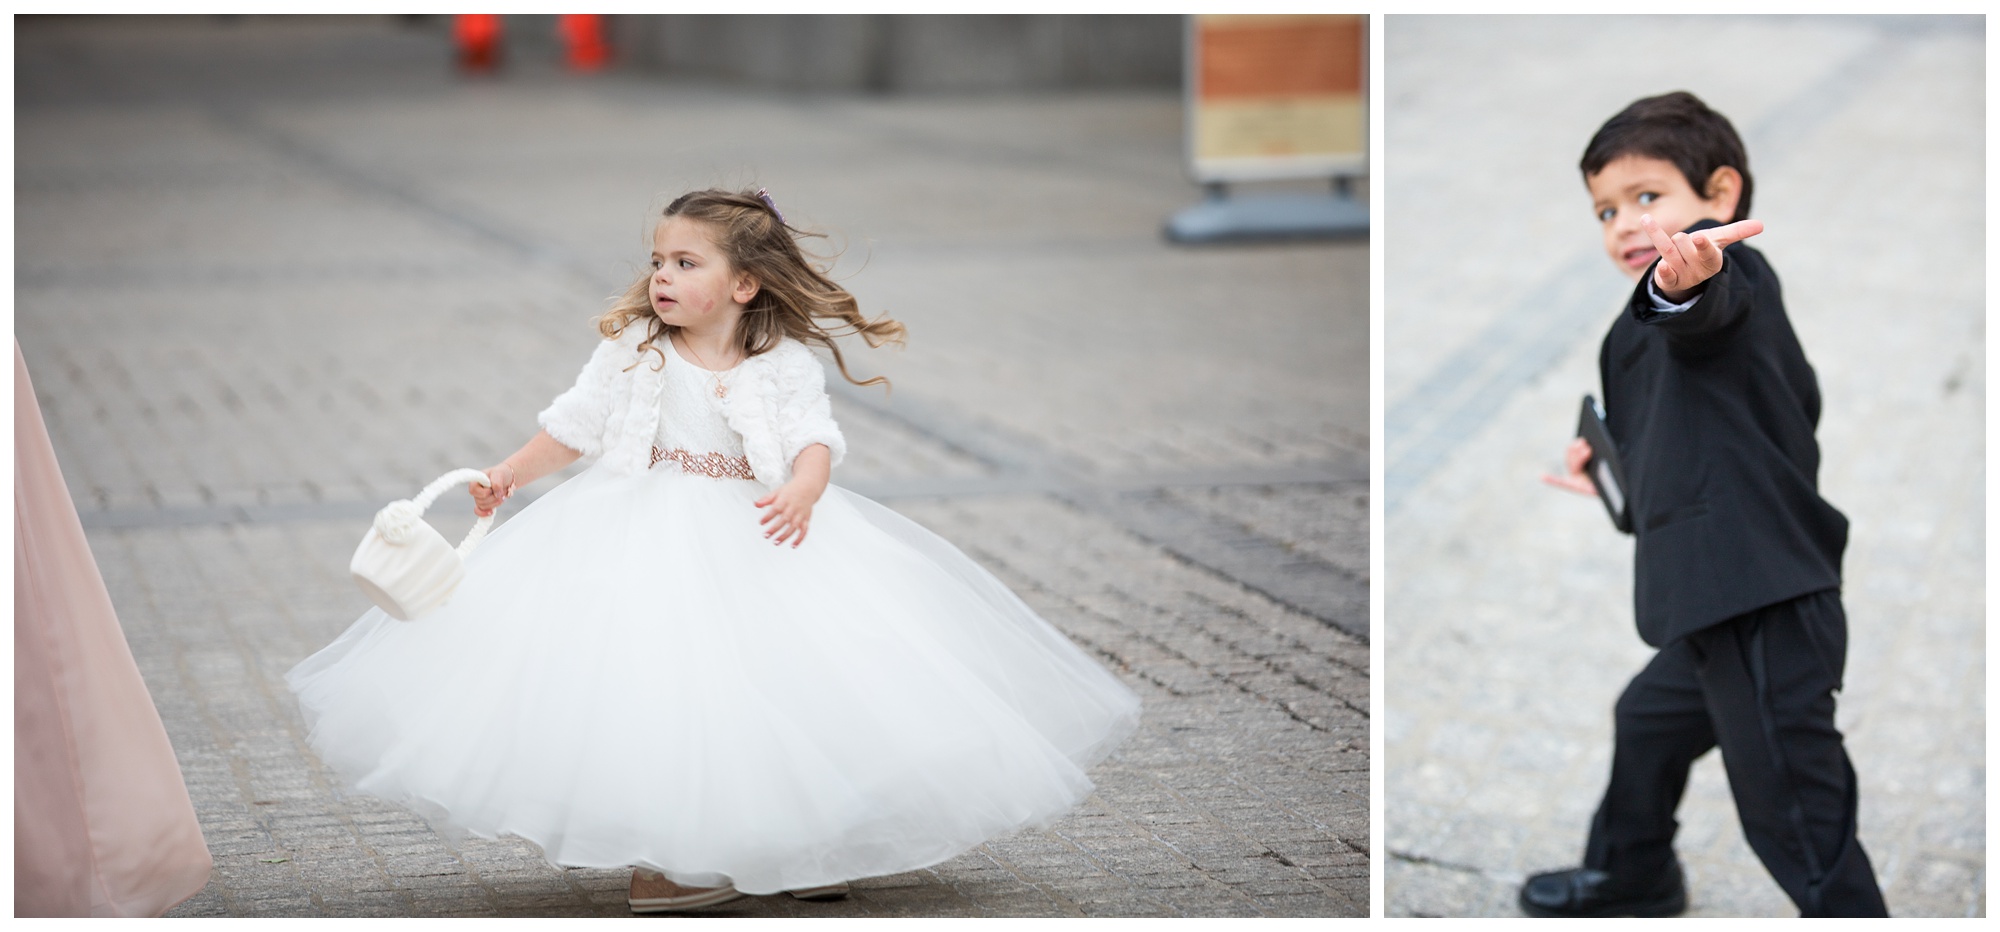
677,333,735,399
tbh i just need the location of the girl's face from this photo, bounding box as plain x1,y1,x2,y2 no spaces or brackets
650,217,758,330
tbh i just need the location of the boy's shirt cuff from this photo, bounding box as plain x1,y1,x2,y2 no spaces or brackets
1646,277,1700,315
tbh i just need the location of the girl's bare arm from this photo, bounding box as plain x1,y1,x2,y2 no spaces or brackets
472,430,583,516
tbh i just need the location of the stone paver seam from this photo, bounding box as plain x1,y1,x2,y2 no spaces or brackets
78,344,165,511
1090,555,1317,637
553,864,621,913
1223,771,1356,851
167,361,250,509
1075,493,1365,638
1115,723,1361,863
965,844,1092,917
31,349,102,506
1164,587,1367,719
1178,585,1368,674
444,838,589,916
1218,422,1287,459
956,507,1355,704
1082,581,1343,734
242,351,343,500
1112,772,1334,912
133,352,216,510
1041,828,1198,918
1029,821,1195,918
204,352,300,510
1130,798,1329,910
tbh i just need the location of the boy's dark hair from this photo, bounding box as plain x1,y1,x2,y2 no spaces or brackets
1581,91,1753,222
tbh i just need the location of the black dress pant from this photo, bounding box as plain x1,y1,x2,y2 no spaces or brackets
1582,589,1888,917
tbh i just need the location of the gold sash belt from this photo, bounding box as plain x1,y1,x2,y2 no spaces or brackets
650,446,754,480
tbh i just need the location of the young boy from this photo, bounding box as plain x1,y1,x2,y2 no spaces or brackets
1527,91,1888,917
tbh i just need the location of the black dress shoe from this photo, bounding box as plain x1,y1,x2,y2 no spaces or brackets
1518,861,1687,917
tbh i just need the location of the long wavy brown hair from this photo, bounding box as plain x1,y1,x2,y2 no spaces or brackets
593,188,905,387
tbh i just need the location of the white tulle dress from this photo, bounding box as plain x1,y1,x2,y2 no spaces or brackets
287,344,1142,895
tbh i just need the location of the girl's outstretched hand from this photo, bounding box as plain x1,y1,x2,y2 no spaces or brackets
1642,214,1763,303
754,479,822,548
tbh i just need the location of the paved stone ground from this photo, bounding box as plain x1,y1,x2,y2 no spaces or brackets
14,17,1367,918
1382,15,1984,918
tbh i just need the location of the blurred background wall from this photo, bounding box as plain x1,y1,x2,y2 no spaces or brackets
18,14,1182,93
610,15,1180,92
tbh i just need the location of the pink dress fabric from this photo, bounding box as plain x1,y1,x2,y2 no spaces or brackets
14,341,212,917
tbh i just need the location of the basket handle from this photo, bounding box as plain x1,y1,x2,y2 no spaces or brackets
411,468,499,557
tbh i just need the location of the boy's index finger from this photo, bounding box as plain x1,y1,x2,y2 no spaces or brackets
1705,218,1765,248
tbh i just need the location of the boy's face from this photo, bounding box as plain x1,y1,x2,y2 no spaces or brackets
1586,154,1736,281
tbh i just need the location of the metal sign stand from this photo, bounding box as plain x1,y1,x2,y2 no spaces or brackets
1167,177,1367,243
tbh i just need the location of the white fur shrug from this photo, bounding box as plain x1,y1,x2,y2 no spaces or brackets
537,327,846,488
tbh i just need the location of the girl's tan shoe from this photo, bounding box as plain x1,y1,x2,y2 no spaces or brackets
628,868,744,913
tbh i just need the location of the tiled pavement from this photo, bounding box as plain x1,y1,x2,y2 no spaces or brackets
15,17,1367,918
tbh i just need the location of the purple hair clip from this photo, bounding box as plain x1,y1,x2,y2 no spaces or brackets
755,187,784,224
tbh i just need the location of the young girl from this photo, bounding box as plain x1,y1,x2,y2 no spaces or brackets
287,188,1142,913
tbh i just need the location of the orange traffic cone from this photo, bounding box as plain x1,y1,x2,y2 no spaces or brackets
454,14,503,73
559,14,610,72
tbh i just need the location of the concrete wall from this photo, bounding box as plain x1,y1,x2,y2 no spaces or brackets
610,15,1181,92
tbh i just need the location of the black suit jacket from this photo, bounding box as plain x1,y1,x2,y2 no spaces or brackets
1599,218,1848,648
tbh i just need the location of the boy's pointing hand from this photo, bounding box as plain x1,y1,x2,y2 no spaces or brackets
1641,214,1764,303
